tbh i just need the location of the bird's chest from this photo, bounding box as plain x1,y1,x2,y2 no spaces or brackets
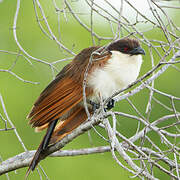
88,52,142,101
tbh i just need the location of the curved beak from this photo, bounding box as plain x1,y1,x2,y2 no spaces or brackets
130,46,145,55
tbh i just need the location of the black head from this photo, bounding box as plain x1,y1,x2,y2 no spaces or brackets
107,38,145,55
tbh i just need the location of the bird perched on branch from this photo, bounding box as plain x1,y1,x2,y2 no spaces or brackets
26,38,145,176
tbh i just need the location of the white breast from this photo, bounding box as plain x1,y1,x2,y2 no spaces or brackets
88,51,142,101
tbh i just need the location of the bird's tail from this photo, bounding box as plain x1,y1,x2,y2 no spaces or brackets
25,106,89,178
25,119,58,178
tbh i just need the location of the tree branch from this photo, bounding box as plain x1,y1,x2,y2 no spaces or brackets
0,146,111,175
0,112,104,175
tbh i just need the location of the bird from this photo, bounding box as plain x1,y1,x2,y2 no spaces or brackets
26,38,145,176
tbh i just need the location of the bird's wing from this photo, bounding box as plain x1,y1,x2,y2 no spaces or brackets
28,63,92,128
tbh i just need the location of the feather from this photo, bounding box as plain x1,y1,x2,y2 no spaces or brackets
25,119,58,178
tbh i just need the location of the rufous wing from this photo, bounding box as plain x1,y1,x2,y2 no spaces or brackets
28,63,92,129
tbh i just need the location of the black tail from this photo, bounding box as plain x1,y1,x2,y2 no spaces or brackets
25,119,58,178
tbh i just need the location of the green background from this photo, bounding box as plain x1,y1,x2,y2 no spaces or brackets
0,0,180,179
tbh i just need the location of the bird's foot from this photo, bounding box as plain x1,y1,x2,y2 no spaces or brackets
89,99,115,113
89,100,100,113
105,98,115,111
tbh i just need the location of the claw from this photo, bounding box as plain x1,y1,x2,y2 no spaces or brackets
89,100,100,112
106,99,115,110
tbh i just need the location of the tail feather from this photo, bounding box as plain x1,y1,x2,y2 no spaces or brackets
42,119,58,150
25,119,58,178
26,106,90,178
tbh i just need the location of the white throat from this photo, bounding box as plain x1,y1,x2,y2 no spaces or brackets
88,51,143,101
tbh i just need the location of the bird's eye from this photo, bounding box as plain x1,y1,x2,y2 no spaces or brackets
124,47,129,52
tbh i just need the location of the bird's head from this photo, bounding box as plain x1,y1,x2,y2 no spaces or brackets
107,38,145,56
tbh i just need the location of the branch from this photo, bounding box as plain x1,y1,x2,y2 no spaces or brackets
0,146,111,176
1,112,179,178
0,95,27,151
0,113,104,175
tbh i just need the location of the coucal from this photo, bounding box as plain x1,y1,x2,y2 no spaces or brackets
26,38,145,175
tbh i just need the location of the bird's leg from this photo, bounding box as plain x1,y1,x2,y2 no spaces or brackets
105,98,115,111
89,100,100,112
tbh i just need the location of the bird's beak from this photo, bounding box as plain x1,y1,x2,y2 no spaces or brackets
130,46,145,55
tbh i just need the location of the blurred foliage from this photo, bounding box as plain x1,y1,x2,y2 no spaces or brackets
0,0,180,179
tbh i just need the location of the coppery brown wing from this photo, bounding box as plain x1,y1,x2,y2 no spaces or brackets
28,75,91,127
